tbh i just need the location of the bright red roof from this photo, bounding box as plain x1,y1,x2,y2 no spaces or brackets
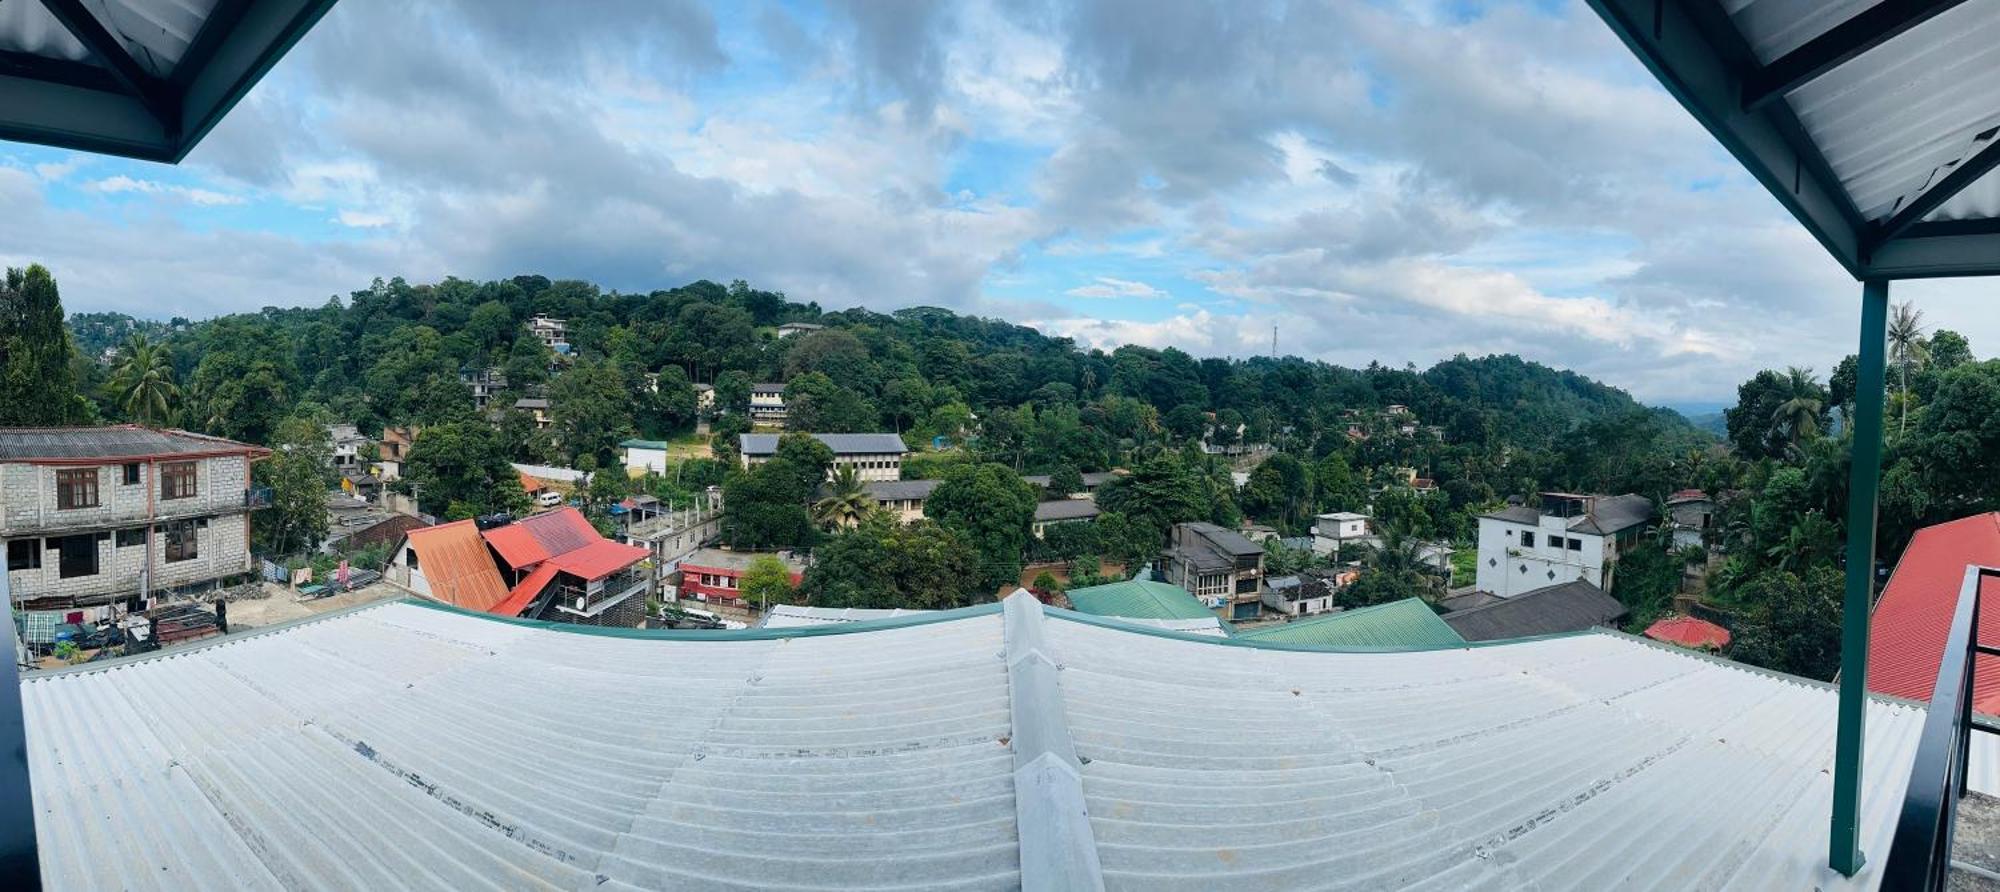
481,507,600,570
549,539,649,581
490,563,559,618
1644,615,1730,649
1867,513,2000,713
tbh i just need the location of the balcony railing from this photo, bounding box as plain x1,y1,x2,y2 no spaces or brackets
1882,565,2000,890
245,486,274,509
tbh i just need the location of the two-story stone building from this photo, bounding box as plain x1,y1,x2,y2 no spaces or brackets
1159,521,1267,621
2,427,269,608
739,433,908,482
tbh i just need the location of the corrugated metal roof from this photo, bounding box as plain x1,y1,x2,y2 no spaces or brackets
760,605,932,628
1066,580,1217,622
1238,598,1466,649
1043,611,1922,888
1443,580,1628,642
401,520,512,613
0,425,265,462
1866,512,2000,712
14,594,1936,888
739,433,909,456
1033,500,1100,522
862,478,942,501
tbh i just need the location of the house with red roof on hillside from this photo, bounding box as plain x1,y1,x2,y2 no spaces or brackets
1866,513,2000,714
480,507,651,627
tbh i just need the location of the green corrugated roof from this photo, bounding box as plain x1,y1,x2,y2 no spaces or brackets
1066,580,1217,622
620,438,671,449
1236,598,1465,649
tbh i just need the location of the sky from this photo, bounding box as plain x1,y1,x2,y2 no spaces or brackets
3,0,1997,406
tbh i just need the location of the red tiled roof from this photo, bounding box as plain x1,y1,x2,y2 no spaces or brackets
1867,513,2000,713
402,520,511,613
1644,615,1731,650
519,470,541,493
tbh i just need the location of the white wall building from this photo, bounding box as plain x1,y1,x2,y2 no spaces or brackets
1474,492,1653,598
748,383,787,426
739,433,907,482
1312,511,1377,557
621,439,671,475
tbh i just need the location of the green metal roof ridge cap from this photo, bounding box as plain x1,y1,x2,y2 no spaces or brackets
1043,604,1590,652
396,595,1004,639
1236,597,1420,634
23,594,410,680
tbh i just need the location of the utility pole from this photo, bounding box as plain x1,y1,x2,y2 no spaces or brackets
1271,324,1278,357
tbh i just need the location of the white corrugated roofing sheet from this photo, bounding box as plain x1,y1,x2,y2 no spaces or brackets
20,595,1928,888
1726,0,2000,224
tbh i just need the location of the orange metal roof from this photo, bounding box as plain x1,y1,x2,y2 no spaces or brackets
519,470,542,493
1643,615,1731,650
402,519,511,613
1867,513,2000,713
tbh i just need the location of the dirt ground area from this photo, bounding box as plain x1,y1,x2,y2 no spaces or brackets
223,581,403,631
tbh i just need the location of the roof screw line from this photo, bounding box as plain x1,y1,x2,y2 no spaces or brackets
1001,591,1106,892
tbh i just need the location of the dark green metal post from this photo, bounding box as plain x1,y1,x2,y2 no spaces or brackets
1832,279,1889,877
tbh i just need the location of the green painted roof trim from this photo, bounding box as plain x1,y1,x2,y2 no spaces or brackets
1065,580,1218,621
1237,598,1465,649
619,438,673,449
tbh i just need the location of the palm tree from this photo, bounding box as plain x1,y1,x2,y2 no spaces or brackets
1769,366,1823,457
1359,528,1445,603
812,465,875,529
1888,301,1927,435
106,334,181,426
1766,510,1840,571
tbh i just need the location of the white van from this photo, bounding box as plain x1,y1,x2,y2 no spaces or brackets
536,490,563,508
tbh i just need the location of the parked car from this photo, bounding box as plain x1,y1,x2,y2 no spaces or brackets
536,490,562,508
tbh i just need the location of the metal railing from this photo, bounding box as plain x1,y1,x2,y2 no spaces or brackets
1883,565,2000,889
0,566,44,888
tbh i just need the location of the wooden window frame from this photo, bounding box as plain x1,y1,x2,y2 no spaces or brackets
55,468,100,509
160,462,197,500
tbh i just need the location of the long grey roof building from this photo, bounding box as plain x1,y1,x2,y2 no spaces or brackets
20,592,1931,888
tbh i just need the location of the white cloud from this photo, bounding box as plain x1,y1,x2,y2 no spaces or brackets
334,209,395,228
86,175,246,206
1066,276,1166,299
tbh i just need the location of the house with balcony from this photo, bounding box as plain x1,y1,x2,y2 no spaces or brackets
513,397,552,430
1,426,269,608
1032,499,1099,538
479,508,651,627
326,423,367,475
622,491,724,599
460,367,508,412
1474,492,1652,598
526,314,570,355
776,321,824,338
748,382,788,426
739,433,907,482
1666,489,1716,552
1158,521,1267,620
861,478,940,524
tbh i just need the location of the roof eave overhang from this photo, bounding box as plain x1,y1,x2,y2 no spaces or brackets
1585,0,2000,280
0,0,336,164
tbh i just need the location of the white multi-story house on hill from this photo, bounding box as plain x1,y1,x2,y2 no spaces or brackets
1475,492,1654,598
527,315,569,355
1312,511,1378,558
1,426,269,608
748,383,788,427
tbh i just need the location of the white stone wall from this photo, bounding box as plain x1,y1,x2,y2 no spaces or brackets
0,455,248,537
5,512,250,603
623,447,669,475
1474,516,1606,598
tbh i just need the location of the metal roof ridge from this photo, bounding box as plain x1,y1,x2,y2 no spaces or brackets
397,594,1004,639
1001,590,1106,892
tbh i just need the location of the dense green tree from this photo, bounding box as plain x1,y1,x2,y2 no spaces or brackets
1929,329,1973,372
1097,454,1208,546
1,264,88,424
549,358,634,467
784,372,876,433
1239,453,1311,529
739,554,798,612
813,465,875,529
255,413,333,555
186,318,295,444
713,370,752,415
1728,565,1843,680
926,461,1039,592
1044,465,1085,499
406,422,528,518
800,516,981,609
